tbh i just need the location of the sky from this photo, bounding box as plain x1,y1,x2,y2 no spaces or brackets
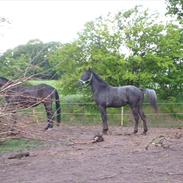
0,0,167,53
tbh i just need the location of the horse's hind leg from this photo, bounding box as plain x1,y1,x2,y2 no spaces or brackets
44,103,54,130
138,107,148,135
131,106,140,134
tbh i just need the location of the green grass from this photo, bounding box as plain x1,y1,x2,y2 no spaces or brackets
0,138,43,153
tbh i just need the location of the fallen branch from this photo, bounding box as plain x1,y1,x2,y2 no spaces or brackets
8,152,30,159
70,134,104,145
145,135,170,150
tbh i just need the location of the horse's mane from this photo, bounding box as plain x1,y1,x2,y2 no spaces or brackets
91,70,109,87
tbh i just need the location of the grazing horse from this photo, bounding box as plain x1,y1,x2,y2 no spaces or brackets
0,76,61,130
80,69,158,134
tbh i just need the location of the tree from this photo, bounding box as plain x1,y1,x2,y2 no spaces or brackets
166,0,183,21
77,14,127,86
0,39,62,79
49,41,84,94
165,0,183,98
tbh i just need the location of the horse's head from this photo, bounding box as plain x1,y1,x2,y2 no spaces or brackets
0,77,9,87
79,69,93,86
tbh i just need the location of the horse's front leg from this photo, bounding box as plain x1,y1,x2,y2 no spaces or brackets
44,103,53,130
98,105,108,134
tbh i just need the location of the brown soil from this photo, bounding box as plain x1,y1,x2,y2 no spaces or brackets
0,120,183,183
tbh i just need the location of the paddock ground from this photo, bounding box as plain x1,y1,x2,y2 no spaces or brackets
0,120,183,183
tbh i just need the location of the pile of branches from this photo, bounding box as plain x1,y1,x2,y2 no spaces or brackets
0,77,30,139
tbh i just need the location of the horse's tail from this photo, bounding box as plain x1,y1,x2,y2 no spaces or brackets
54,89,61,124
143,89,158,112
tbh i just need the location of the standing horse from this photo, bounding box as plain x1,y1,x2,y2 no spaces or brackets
0,77,61,130
80,69,158,134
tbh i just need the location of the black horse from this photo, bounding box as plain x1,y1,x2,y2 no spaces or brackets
0,77,61,130
80,69,158,134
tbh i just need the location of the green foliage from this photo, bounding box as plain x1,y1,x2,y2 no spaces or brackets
0,39,61,79
28,79,58,88
166,0,183,21
0,138,42,153
48,41,84,95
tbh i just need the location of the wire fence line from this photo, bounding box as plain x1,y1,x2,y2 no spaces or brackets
61,112,183,116
58,102,183,115
0,102,182,116
60,102,183,125
0,100,183,116
5,111,182,116
0,101,183,132
60,102,183,105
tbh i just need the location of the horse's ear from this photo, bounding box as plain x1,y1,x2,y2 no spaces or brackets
88,67,94,72
85,66,92,72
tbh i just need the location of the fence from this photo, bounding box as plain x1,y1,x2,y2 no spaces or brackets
1,102,183,129
59,102,183,128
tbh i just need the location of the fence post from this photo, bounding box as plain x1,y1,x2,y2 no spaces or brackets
120,107,124,126
32,108,39,124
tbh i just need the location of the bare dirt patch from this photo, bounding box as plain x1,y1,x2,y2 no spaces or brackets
0,120,183,183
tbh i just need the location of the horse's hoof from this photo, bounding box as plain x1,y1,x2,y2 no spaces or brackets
102,129,108,135
133,130,138,134
44,127,48,131
141,131,147,135
44,124,53,131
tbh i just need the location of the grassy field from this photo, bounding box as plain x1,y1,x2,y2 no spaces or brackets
0,138,43,153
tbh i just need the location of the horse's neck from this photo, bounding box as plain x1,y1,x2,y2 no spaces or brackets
1,80,11,88
3,81,20,91
91,75,109,94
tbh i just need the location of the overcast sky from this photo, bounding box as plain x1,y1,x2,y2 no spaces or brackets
0,0,167,53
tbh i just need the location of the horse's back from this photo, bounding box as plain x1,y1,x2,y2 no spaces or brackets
120,85,143,104
22,84,54,93
7,84,56,105
26,84,56,98
109,85,143,106
111,85,141,95
104,86,133,107
118,85,141,94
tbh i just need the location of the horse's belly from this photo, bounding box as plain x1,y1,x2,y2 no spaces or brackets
107,99,127,107
7,96,40,108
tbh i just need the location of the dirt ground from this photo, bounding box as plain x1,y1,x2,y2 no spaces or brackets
0,120,183,183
